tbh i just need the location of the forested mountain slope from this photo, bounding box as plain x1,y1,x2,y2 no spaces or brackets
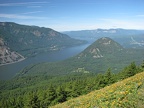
52,71,144,108
0,22,85,57
0,62,144,108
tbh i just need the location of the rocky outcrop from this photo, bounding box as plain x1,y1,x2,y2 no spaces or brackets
0,38,25,66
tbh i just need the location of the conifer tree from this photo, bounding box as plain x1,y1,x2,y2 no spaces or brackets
141,60,144,69
127,62,137,77
105,68,112,81
26,93,40,108
44,84,56,106
56,86,67,103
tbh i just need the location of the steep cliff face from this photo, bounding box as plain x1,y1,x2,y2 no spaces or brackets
0,38,24,65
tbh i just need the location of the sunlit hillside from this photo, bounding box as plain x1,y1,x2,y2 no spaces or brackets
51,72,144,108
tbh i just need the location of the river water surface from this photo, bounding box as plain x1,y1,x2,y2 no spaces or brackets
0,43,90,80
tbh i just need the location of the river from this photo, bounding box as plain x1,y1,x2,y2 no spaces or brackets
0,43,90,80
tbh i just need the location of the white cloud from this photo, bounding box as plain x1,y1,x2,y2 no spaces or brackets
136,15,144,17
22,11,43,15
0,2,49,6
0,14,47,20
27,6,42,8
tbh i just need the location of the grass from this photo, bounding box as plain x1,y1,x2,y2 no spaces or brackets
51,72,144,108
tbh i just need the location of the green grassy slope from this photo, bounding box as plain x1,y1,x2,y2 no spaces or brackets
51,72,144,108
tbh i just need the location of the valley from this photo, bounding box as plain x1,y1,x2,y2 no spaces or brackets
1,1,144,107
0,22,144,108
0,43,89,80
13,37,144,79
0,22,88,80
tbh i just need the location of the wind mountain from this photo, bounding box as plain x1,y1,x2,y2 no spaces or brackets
78,37,123,59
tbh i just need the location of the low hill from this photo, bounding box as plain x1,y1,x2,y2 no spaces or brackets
78,37,123,58
51,72,144,108
0,22,85,57
71,37,144,72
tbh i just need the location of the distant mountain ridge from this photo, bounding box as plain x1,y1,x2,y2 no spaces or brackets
0,22,85,57
63,28,144,48
64,28,144,37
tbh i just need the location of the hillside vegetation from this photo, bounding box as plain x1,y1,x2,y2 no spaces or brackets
51,72,144,108
0,37,144,108
0,62,144,108
0,22,85,57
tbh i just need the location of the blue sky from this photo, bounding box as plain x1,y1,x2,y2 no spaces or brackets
0,0,144,31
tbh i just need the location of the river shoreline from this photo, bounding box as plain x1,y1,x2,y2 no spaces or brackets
0,43,90,80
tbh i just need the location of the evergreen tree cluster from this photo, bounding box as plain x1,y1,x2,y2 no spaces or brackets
0,61,144,108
